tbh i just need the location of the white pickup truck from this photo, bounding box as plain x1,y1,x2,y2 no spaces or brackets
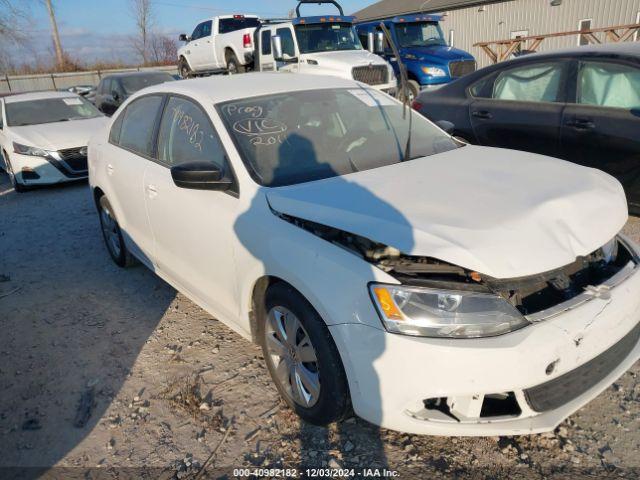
254,4,396,95
178,14,260,77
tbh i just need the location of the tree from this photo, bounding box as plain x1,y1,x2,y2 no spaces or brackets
129,0,155,65
149,34,178,65
44,0,65,69
0,0,29,71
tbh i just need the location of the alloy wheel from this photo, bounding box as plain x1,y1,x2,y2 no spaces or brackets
264,306,321,408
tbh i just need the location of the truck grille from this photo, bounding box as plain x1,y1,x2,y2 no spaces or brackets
448,60,476,78
352,65,388,86
524,322,640,413
58,147,88,173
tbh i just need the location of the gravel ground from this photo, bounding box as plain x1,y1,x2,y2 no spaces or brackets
0,173,639,480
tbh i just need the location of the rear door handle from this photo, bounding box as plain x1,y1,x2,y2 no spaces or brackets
106,164,114,175
471,110,493,119
146,184,158,199
566,118,595,130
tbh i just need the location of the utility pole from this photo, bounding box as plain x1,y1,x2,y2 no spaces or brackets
44,0,64,69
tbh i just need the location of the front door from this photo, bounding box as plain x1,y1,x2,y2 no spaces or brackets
144,95,241,321
560,59,640,211
469,60,569,159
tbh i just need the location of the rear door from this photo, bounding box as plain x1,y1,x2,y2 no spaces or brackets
258,27,277,71
560,58,640,211
469,60,569,158
103,94,165,265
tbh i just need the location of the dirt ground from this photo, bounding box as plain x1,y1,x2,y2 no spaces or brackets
1,173,639,480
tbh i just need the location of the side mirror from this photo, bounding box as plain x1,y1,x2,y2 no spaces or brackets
272,35,283,61
171,161,233,191
111,90,121,103
367,32,375,53
435,120,455,135
179,34,189,42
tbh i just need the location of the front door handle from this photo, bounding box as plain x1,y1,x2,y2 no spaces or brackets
106,164,114,175
146,184,158,199
472,110,493,119
566,118,595,130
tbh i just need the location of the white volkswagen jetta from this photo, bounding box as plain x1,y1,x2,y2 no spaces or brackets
0,91,105,191
88,74,640,436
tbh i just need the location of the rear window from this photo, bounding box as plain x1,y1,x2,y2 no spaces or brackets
120,73,175,95
219,17,260,34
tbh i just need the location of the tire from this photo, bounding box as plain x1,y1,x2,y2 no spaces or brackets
179,58,192,79
98,195,136,268
226,53,245,75
399,80,420,103
3,151,28,193
259,282,351,426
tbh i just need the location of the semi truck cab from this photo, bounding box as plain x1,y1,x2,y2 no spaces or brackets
356,15,476,100
255,2,397,95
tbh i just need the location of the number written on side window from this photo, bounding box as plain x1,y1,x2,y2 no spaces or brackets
117,95,164,157
157,96,228,171
578,61,640,109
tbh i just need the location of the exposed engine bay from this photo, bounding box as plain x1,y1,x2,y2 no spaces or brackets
277,212,638,316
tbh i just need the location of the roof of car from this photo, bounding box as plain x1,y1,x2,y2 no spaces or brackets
515,41,640,61
141,73,364,104
3,90,80,104
102,70,174,80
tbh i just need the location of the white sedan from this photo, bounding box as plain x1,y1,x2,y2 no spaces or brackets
88,73,640,436
0,91,106,191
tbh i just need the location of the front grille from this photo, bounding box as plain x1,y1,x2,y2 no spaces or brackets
352,65,388,86
524,322,640,412
448,60,476,78
58,147,88,172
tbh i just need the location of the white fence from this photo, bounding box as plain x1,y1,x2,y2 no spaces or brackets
0,65,179,94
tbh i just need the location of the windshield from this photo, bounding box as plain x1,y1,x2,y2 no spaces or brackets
6,97,102,127
218,88,459,187
120,73,175,95
294,23,362,53
395,21,446,48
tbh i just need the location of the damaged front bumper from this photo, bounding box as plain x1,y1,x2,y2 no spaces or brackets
330,235,640,436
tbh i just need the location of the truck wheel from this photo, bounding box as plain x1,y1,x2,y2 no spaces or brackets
400,80,420,103
226,53,245,75
179,58,192,79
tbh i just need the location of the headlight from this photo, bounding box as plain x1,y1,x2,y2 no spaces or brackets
370,284,529,338
421,66,447,77
13,142,54,158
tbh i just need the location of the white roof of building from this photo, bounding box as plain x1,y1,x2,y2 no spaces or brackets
145,72,362,104
4,91,80,104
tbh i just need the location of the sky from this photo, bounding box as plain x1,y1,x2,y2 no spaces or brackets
17,0,376,65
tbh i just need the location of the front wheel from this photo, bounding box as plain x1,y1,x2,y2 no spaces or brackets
259,283,350,426
98,196,135,268
3,152,27,193
399,80,420,103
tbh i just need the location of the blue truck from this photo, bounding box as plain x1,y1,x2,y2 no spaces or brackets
355,14,476,100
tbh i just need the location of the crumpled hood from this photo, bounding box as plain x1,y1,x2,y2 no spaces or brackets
10,117,108,151
266,146,628,279
303,50,390,71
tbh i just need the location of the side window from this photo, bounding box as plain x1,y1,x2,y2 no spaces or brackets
191,23,203,41
201,20,212,38
157,96,228,173
492,62,564,103
117,95,164,157
261,30,272,55
276,28,296,57
109,110,125,144
578,61,640,109
0,101,4,129
357,30,369,49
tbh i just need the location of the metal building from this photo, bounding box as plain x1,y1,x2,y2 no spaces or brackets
353,0,640,67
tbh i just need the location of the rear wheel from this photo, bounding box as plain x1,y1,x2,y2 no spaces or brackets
98,195,135,268
226,53,245,75
259,283,350,425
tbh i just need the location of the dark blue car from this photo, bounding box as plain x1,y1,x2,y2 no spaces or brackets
356,14,476,100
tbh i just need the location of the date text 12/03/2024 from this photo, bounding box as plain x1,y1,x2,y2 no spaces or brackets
232,468,400,478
